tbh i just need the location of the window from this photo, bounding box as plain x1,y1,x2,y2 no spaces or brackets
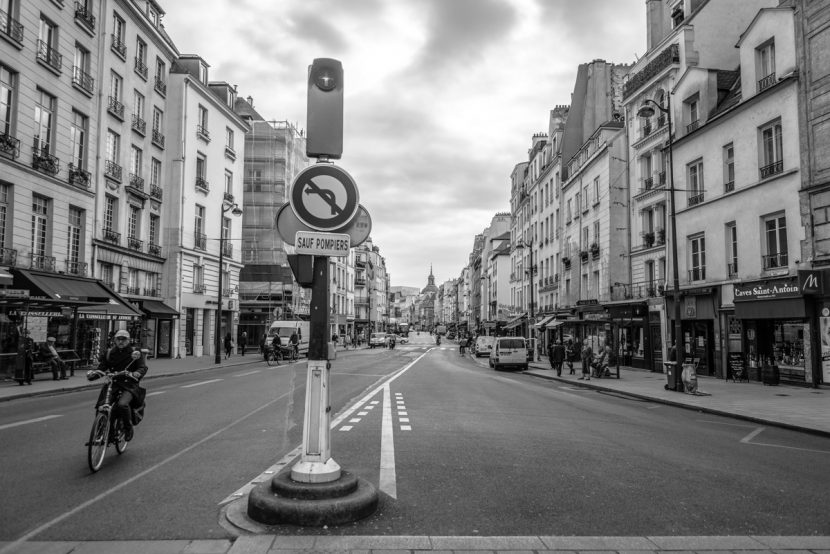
150,158,161,186
198,61,208,84
130,145,142,177
760,120,783,178
110,70,122,101
222,217,230,243
193,264,204,292
723,143,734,192
757,40,775,91
685,95,699,132
224,170,233,195
0,64,15,136
593,221,600,245
67,207,82,265
105,130,119,162
149,214,158,245
195,204,204,235
152,107,163,133
726,222,738,277
225,127,234,151
72,43,92,92
196,154,207,190
104,196,116,230
135,37,147,78
154,58,166,94
0,184,8,248
37,15,60,71
128,205,140,239
34,89,55,152
69,110,87,168
687,159,704,206
582,183,590,211
593,176,600,204
689,234,705,281
111,12,126,57
764,214,787,269
133,90,144,120
31,195,49,258
197,105,209,140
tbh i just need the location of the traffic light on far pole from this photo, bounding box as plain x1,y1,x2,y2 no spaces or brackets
307,58,343,160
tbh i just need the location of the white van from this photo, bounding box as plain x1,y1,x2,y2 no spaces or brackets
267,320,310,357
474,335,495,358
489,337,528,371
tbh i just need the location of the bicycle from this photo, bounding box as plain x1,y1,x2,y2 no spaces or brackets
85,369,137,472
264,344,298,366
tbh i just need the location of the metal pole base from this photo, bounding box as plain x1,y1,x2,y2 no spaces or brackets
291,457,341,483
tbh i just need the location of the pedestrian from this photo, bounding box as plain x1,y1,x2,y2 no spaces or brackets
259,334,267,355
224,332,232,359
332,333,339,348
546,341,555,370
344,334,352,350
551,340,566,377
40,336,67,380
565,339,575,375
239,332,248,356
14,326,34,385
579,341,593,380
289,330,299,358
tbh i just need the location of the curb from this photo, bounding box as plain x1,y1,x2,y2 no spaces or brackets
523,366,830,439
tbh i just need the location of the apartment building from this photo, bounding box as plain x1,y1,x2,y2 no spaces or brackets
163,54,248,359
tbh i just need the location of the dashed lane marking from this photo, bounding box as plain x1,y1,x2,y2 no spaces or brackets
233,370,261,377
0,414,62,431
181,379,224,388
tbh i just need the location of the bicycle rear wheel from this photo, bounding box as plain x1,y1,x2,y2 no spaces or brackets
87,411,109,472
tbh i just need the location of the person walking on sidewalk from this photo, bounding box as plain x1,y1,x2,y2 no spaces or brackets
579,341,593,380
565,339,576,375
238,332,247,356
551,340,566,377
223,332,232,359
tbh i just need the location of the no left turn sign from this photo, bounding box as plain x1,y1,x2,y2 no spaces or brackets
290,164,359,231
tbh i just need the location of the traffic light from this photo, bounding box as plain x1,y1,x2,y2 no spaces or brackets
307,58,343,159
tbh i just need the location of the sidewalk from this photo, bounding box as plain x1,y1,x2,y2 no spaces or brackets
525,358,830,437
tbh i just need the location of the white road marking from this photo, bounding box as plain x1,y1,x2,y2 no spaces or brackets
399,418,409,423
181,379,224,388
358,411,368,416
339,426,353,431
0,414,62,431
740,426,766,443
146,391,166,397
399,411,408,416
400,425,411,431
233,370,261,377
349,418,361,423
740,426,830,454
380,383,397,498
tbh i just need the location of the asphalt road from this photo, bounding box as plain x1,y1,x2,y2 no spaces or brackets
1,333,829,543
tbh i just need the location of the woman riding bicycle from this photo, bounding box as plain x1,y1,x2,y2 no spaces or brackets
90,330,146,441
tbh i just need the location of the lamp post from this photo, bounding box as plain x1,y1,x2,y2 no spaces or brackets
637,95,682,368
516,238,536,354
214,199,243,364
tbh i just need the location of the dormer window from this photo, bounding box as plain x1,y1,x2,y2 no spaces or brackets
670,0,684,27
148,6,159,27
684,93,699,133
199,61,208,84
756,39,776,92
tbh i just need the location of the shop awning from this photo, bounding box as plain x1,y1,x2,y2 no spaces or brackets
544,319,565,329
734,298,806,319
14,269,141,319
0,269,12,286
534,315,555,328
504,313,527,329
139,300,180,318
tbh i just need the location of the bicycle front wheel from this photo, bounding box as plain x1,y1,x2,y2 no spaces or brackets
266,351,279,366
88,411,109,472
113,417,128,454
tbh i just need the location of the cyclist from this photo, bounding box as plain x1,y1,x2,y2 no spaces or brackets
289,331,299,359
459,335,467,355
269,333,282,361
91,330,146,441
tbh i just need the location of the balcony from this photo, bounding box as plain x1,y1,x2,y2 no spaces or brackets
154,76,167,96
30,254,56,272
196,125,210,142
728,262,739,278
758,72,776,92
0,132,20,159
151,129,165,149
355,277,366,286
32,142,60,176
72,66,94,94
65,260,87,276
194,232,207,250
688,192,704,207
131,114,146,135
125,286,141,295
222,241,233,257
134,57,148,79
763,252,788,270
127,173,146,195
126,236,142,251
0,9,24,45
724,180,735,193
36,40,62,72
760,160,783,179
193,283,206,294
641,124,652,138
147,243,162,257
657,115,666,128
609,279,665,301
143,288,160,297
623,43,679,99
643,176,654,190
658,171,666,185
0,247,17,266
686,120,700,134
195,177,209,192
74,1,95,31
68,163,91,189
102,228,120,245
104,159,122,182
107,96,124,120
150,184,163,200
110,34,126,59
688,268,706,282
224,144,236,160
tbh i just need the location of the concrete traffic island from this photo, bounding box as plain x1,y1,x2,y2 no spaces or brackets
247,468,378,526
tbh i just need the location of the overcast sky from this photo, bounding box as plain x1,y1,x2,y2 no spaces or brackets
160,0,646,289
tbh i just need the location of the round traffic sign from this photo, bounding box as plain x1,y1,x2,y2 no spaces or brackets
290,164,359,231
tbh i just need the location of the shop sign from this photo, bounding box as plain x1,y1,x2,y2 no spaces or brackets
685,296,697,317
798,269,824,295
733,279,801,301
0,289,29,298
576,299,598,305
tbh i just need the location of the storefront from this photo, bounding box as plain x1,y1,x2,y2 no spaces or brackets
733,276,811,384
666,287,721,377
606,302,651,370
136,300,179,358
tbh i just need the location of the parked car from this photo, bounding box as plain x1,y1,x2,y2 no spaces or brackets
369,332,387,348
489,337,528,371
474,336,496,358
398,334,409,344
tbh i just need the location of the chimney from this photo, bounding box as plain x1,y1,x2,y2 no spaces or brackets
246,96,253,107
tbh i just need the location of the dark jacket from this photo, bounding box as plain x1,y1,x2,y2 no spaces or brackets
97,345,147,400
551,343,566,363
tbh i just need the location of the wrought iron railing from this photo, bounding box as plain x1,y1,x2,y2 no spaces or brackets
151,129,165,148
758,73,776,92
724,180,735,193
134,57,147,79
763,252,788,270
688,268,706,282
108,96,124,119
196,125,210,141
111,34,126,58
623,43,679,99
68,163,91,188
150,185,163,200
72,66,94,93
131,114,146,135
154,76,166,96
222,241,233,257
193,283,206,294
760,160,783,179
194,232,207,250
0,247,17,266
104,159,122,181
30,254,56,272
103,228,120,244
74,2,95,30
686,120,700,133
0,9,24,44
195,177,209,192
688,192,704,207
32,139,60,176
128,173,145,192
36,40,62,71
127,236,143,251
147,243,162,257
0,132,20,159
65,260,87,276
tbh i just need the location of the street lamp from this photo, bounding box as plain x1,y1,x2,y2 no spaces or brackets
214,199,243,364
637,95,682,368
